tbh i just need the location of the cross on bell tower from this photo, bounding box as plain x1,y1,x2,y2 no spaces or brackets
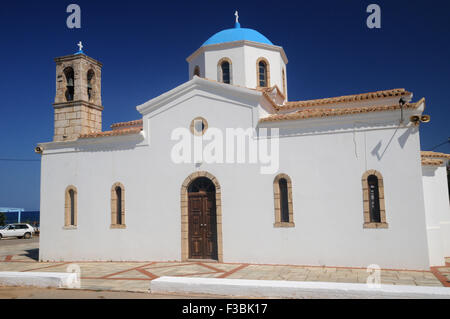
53,43,104,141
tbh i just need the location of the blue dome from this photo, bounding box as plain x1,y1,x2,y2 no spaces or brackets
202,23,273,46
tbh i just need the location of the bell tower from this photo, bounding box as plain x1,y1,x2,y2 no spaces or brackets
53,43,103,141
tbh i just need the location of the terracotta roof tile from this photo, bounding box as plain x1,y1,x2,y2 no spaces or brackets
278,88,411,111
79,127,142,139
259,99,422,123
110,119,143,130
421,158,444,166
421,151,450,159
197,78,409,114
254,85,286,100
261,91,279,109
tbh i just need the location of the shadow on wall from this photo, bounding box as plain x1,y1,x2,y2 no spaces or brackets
276,121,392,137
75,135,145,153
422,166,437,177
398,127,414,148
371,126,415,161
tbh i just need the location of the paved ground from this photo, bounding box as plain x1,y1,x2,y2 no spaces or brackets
0,237,449,295
0,286,233,299
0,237,39,247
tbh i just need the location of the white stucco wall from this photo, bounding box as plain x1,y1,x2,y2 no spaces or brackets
188,53,206,79
39,81,431,270
422,163,450,265
188,42,287,96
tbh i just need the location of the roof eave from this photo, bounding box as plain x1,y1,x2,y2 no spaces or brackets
186,40,288,64
259,100,422,124
136,76,262,115
281,89,414,111
37,130,144,152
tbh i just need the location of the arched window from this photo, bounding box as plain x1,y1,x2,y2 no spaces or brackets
115,187,122,224
64,186,77,227
367,175,381,223
256,58,270,87
273,174,294,227
111,182,125,228
221,61,230,84
279,178,289,222
64,67,75,101
282,68,286,96
362,170,388,228
193,66,200,77
87,69,95,101
69,189,75,224
217,58,232,84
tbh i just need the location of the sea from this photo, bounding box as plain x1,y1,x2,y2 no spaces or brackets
3,211,40,225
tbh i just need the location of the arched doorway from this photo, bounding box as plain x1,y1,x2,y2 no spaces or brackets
181,171,222,262
187,177,218,260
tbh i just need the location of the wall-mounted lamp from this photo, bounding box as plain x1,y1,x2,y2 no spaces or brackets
35,146,43,154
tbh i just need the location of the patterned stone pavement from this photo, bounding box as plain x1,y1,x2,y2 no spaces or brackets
0,239,449,293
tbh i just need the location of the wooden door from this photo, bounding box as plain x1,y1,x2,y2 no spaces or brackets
188,192,218,260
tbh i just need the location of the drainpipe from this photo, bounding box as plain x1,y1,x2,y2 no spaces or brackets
399,97,406,124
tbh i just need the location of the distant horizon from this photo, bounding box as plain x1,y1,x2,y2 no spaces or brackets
0,0,449,210
1,211,40,225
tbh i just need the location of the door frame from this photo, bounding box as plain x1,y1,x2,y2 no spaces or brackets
187,191,217,260
181,171,223,262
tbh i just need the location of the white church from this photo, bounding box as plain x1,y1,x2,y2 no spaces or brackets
37,16,450,270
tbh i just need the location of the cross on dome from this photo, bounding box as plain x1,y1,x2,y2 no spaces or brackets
234,10,240,28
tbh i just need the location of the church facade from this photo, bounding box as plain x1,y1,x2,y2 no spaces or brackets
37,19,450,270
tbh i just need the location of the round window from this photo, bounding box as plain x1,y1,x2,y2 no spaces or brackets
190,117,208,136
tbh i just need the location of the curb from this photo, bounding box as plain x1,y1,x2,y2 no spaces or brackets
150,276,450,299
0,271,79,288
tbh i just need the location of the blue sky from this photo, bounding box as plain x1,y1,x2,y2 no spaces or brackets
0,0,449,210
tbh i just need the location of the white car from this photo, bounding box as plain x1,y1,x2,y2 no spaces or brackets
0,224,35,239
